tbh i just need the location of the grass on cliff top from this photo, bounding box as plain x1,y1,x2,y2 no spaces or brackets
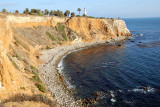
46,31,56,41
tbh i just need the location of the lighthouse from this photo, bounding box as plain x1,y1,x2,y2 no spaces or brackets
84,8,87,16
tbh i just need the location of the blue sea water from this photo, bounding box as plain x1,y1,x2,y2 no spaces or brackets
61,18,160,106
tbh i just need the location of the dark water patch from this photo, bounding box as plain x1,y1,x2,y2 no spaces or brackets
61,18,160,106
137,41,160,48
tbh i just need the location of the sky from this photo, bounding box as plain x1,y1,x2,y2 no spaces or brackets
0,0,160,18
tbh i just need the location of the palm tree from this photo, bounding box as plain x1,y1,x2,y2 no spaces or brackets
49,10,55,16
36,9,41,14
23,10,26,14
77,8,81,15
56,10,60,16
2,9,7,13
71,12,75,17
31,9,36,13
15,10,19,14
59,11,64,17
26,8,29,14
53,10,64,17
44,9,49,15
64,10,70,17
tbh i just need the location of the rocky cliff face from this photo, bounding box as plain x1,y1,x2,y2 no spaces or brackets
66,17,131,42
0,14,130,104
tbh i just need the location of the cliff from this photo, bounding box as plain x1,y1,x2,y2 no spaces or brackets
0,14,130,106
66,17,130,42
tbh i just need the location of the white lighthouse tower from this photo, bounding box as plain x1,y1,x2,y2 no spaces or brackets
84,8,87,16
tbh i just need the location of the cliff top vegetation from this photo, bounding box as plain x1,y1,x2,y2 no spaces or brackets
0,8,119,19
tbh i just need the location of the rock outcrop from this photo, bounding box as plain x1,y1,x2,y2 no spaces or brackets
66,17,131,42
0,13,131,106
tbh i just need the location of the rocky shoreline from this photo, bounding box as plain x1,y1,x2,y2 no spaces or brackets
39,36,129,107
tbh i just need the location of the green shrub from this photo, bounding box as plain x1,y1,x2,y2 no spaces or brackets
32,73,41,82
46,46,51,50
100,17,105,19
36,84,46,92
46,31,56,41
56,23,68,41
72,35,76,40
57,23,65,32
87,16,95,18
58,38,62,41
37,13,44,16
20,87,26,90
76,15,81,17
62,34,67,41
13,54,19,58
57,41,62,45
7,55,19,70
30,66,37,71
14,41,19,47
32,72,46,93
24,67,30,72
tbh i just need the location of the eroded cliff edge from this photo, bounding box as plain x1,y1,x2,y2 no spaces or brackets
0,14,131,106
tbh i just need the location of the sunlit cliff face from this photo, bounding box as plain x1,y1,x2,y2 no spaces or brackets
0,14,130,99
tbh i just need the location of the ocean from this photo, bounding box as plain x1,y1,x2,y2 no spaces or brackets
60,18,160,106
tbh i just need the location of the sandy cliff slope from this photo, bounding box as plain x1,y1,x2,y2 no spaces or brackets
66,17,131,42
0,14,131,106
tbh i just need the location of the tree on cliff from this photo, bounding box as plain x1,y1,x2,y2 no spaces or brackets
36,9,41,14
55,10,64,17
15,10,19,14
71,12,75,17
49,10,56,16
44,9,49,15
26,8,29,14
64,10,70,17
31,9,36,14
2,9,7,13
23,10,26,14
77,8,81,15
42,11,44,14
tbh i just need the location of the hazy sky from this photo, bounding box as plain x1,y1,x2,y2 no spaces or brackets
0,0,160,18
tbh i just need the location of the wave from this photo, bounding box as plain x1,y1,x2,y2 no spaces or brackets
128,86,156,94
110,90,117,103
57,47,90,90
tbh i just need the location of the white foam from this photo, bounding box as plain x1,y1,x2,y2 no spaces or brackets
111,93,115,97
124,100,134,104
101,66,108,68
57,59,64,74
57,47,89,90
147,86,155,93
65,78,76,90
111,98,116,103
140,34,143,36
110,90,114,94
110,90,116,103
128,86,156,94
